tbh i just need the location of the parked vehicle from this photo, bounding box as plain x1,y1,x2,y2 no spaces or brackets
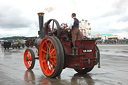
3,41,11,49
25,37,35,47
12,41,19,49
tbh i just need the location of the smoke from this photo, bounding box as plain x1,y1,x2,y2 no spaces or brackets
44,7,55,13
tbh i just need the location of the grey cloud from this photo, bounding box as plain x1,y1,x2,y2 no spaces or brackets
117,15,128,22
122,27,128,32
108,29,121,33
108,27,128,34
91,22,128,35
90,0,128,20
102,0,127,17
112,0,127,8
90,0,128,35
0,5,33,29
100,9,121,18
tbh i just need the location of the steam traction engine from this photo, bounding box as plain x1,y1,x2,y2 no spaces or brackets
24,13,100,78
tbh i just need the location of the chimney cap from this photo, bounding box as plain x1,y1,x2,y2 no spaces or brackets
38,12,45,16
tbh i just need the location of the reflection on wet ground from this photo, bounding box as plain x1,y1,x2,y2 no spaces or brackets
24,70,35,84
24,69,95,85
0,45,128,85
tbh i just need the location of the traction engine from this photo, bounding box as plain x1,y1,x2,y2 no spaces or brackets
24,12,100,78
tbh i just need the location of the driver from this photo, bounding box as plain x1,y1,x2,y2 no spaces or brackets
66,13,81,47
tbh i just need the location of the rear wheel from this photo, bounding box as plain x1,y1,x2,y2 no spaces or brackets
95,45,100,65
24,49,35,70
39,36,64,78
74,67,94,74
53,36,64,76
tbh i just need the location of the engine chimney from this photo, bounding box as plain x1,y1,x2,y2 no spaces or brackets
38,12,45,39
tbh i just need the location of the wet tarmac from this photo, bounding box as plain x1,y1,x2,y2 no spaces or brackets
0,45,128,85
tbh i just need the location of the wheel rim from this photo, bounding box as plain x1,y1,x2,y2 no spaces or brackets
39,38,56,76
24,50,32,69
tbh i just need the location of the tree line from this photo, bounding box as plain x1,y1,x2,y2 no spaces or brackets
0,36,25,40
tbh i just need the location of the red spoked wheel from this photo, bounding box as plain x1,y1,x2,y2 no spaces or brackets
39,36,64,78
24,49,35,70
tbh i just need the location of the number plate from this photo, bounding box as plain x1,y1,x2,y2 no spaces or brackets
83,49,92,53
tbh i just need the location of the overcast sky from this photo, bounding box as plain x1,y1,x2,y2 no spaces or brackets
0,0,128,38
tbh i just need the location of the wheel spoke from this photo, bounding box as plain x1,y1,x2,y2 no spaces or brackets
45,41,50,49
50,49,55,55
47,61,54,72
50,60,56,66
28,61,32,66
47,62,51,69
41,49,48,54
45,66,49,73
28,52,31,56
49,62,54,72
43,42,49,53
46,62,52,73
49,43,53,51
51,55,56,59
41,59,46,64
28,55,31,58
27,53,29,57
52,21,54,32
28,57,32,61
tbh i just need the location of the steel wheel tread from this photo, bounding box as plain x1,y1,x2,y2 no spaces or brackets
53,36,64,76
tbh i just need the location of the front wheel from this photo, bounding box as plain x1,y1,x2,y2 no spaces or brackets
24,49,35,70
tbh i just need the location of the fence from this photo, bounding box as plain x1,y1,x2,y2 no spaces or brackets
96,39,128,44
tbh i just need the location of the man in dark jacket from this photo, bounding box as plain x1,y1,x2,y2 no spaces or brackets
67,13,81,46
